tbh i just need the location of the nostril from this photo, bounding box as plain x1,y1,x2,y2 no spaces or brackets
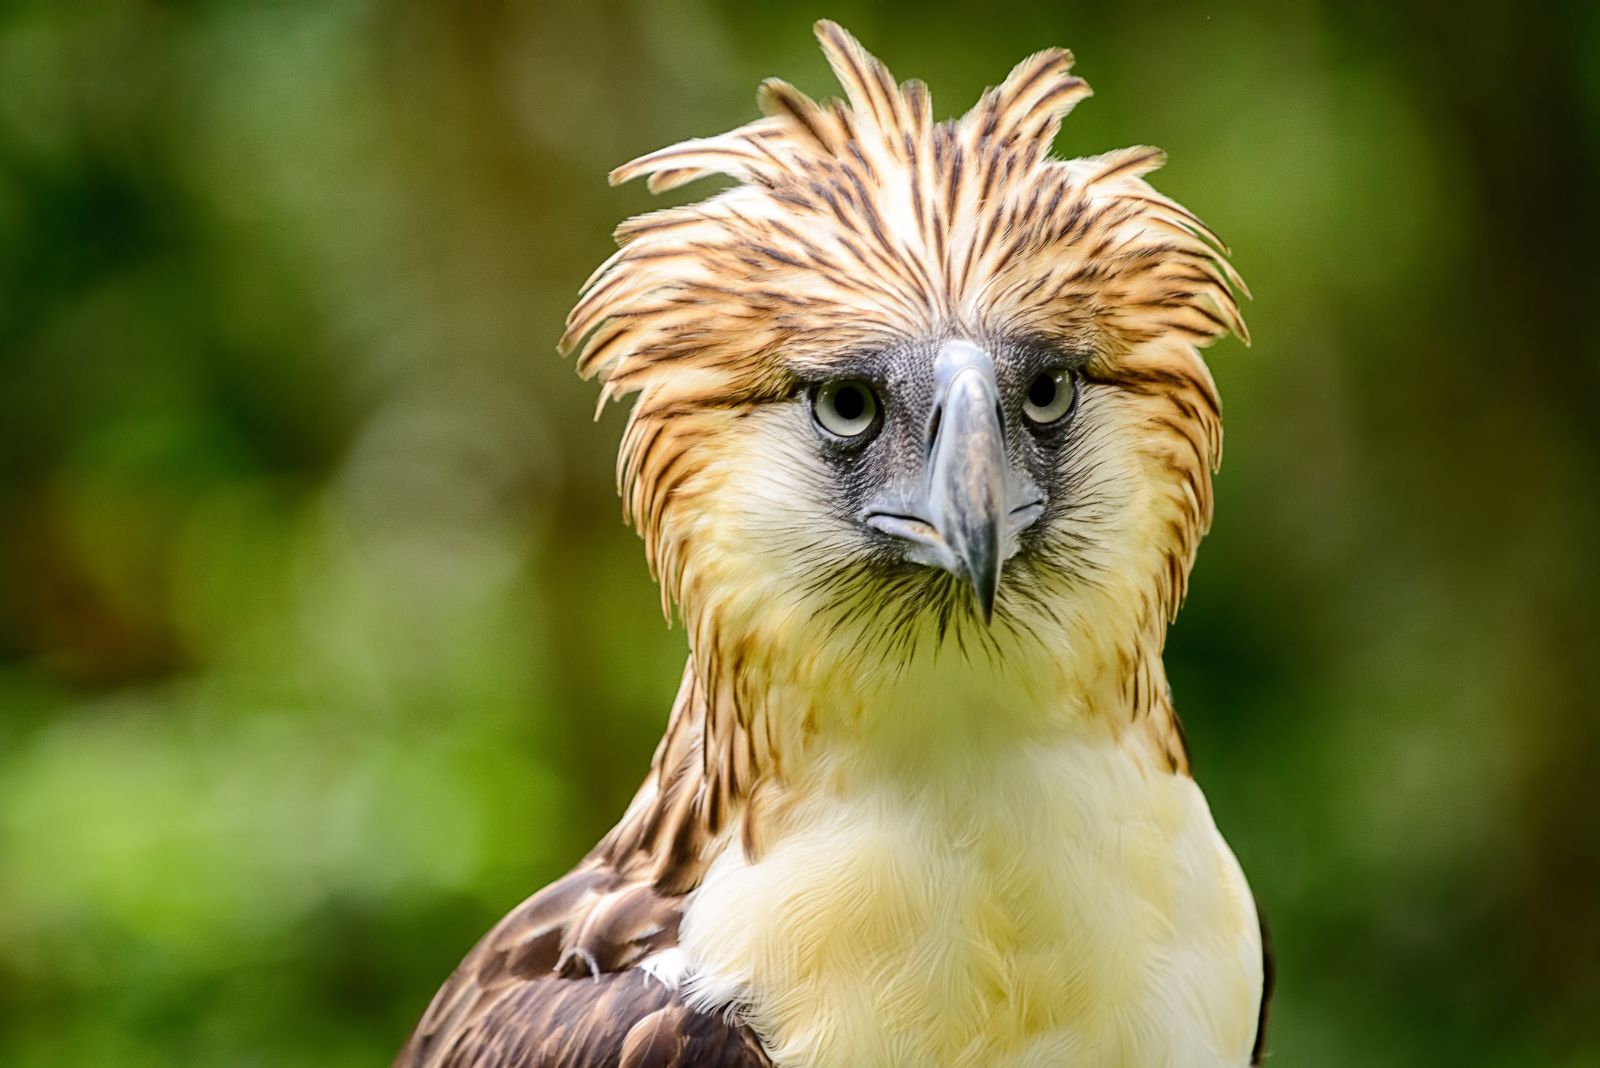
925,403,943,460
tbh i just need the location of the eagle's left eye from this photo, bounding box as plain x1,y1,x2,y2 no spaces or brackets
1023,369,1077,427
812,380,881,440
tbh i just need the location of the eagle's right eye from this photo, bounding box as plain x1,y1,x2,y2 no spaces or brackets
812,380,881,440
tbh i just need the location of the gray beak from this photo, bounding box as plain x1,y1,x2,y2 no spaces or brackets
866,340,1009,621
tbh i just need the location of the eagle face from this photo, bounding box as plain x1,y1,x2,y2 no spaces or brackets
563,19,1244,702
760,334,1081,621
688,331,1158,667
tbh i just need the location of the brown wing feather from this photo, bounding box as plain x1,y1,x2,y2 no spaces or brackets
395,663,770,1068
404,966,768,1068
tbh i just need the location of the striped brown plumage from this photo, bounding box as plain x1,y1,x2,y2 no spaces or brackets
396,668,776,1067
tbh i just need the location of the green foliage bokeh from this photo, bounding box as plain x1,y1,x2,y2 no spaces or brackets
1,2,1597,1064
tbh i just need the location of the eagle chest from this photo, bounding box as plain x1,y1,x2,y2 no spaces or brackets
675,746,1263,1068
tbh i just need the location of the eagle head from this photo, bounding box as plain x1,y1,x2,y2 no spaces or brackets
562,22,1246,708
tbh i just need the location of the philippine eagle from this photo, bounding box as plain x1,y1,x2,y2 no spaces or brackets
397,21,1270,1068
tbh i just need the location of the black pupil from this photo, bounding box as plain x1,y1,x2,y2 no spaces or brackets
833,385,866,421
1028,373,1057,409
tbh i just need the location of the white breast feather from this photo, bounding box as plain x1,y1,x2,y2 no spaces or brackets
677,707,1262,1068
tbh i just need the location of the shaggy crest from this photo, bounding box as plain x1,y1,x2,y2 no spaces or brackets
560,20,1246,586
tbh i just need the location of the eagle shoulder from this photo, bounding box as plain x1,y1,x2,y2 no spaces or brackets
394,863,770,1068
397,664,769,1068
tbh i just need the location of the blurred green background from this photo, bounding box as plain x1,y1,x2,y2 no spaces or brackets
2,1,1597,1064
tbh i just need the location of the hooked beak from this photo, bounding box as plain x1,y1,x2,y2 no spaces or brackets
866,341,1015,621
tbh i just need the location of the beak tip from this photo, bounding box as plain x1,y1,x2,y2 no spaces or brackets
971,569,998,624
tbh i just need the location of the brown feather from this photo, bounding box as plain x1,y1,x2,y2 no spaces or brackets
395,667,770,1067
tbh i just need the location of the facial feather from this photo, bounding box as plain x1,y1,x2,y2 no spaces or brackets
557,22,1247,805
562,22,1240,679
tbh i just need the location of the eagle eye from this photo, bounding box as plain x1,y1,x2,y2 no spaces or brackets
1022,369,1077,427
812,380,880,440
